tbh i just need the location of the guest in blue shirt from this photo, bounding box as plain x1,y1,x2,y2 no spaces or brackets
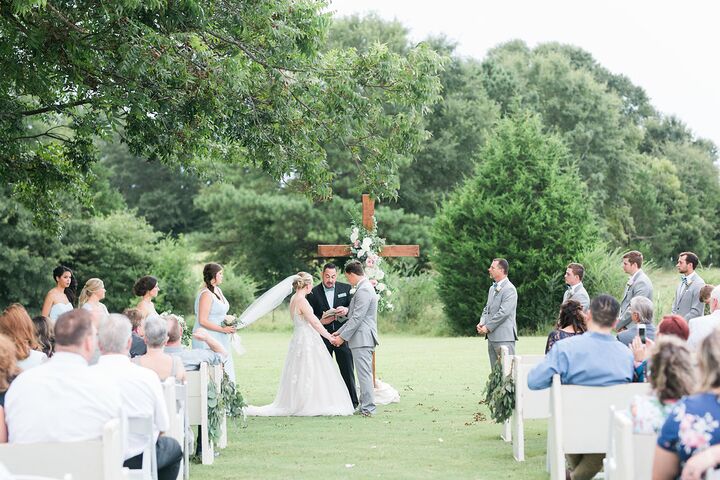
528,294,634,480
529,294,634,390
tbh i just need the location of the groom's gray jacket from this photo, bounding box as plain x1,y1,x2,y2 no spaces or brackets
337,278,379,349
480,278,518,343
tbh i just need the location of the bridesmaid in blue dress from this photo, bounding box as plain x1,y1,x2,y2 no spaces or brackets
192,263,236,382
41,266,75,325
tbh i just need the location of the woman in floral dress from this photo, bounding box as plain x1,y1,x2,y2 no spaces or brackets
653,328,720,478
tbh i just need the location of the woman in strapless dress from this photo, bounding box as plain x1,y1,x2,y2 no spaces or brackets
41,266,75,325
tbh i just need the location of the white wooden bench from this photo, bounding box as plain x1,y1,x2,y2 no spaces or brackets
162,378,188,480
0,418,125,480
125,415,158,480
186,363,227,465
509,354,548,461
603,406,655,480
547,374,649,480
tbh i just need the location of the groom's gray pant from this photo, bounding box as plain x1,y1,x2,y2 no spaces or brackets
351,346,375,414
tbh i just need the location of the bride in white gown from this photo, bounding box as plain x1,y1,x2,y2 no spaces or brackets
245,272,354,416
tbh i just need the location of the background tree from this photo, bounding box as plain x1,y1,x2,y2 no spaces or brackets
433,113,597,334
1,0,443,229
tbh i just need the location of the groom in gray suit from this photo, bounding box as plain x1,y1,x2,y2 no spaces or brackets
672,251,705,321
476,258,518,368
616,250,653,331
332,260,379,416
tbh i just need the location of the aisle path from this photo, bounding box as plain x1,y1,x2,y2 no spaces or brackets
192,332,548,479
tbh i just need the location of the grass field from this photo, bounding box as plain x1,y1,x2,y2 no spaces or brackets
188,267,720,479
191,333,549,480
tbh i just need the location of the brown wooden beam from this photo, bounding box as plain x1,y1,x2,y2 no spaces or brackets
362,194,375,231
317,244,420,258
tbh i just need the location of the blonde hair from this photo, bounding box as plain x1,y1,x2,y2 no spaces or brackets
292,272,313,291
698,328,720,391
78,278,104,307
649,335,696,402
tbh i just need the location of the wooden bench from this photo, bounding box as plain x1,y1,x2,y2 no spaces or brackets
547,375,649,480
0,418,125,480
186,363,227,465
603,406,655,480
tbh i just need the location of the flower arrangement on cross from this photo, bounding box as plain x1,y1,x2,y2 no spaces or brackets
349,219,394,311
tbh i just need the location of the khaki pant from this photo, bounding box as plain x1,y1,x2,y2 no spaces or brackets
566,453,604,480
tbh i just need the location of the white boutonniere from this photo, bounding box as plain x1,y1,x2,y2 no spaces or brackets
495,285,502,293
686,279,693,287
350,287,357,294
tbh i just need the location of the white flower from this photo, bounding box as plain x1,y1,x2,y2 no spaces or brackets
350,287,357,294
357,237,373,258
376,282,386,292
386,302,394,310
365,266,377,278
375,269,385,280
385,289,392,296
350,227,359,243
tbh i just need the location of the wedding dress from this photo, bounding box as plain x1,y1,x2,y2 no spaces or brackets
245,309,354,416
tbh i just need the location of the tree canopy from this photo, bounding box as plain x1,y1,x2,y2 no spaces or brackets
1,0,443,229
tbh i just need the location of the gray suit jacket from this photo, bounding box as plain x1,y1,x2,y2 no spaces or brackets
563,283,590,311
617,270,653,330
337,278,379,349
616,322,656,346
671,273,705,321
480,278,518,342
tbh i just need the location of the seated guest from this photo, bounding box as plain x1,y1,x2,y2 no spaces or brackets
528,294,633,480
545,300,586,353
164,314,227,371
657,314,690,341
93,314,182,480
653,328,720,479
687,286,720,350
0,304,47,370
124,307,147,358
617,296,656,346
699,284,715,316
132,315,186,383
4,309,122,443
32,315,54,358
629,336,695,434
0,334,20,443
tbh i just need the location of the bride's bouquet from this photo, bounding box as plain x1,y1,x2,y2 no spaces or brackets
222,314,245,355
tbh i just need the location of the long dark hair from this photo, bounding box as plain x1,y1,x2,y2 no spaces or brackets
53,265,76,305
203,263,223,300
556,300,586,334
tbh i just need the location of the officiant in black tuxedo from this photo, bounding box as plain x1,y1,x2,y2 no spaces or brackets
307,263,359,408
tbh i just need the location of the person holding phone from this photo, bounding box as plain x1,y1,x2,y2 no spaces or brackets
617,296,656,347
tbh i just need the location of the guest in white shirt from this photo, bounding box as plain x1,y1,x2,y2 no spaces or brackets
4,309,123,444
0,304,48,370
94,313,182,480
688,286,720,351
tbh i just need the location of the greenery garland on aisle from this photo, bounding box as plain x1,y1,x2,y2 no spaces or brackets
482,360,515,424
207,371,248,444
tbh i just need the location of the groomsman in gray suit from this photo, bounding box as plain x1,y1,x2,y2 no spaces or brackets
476,258,518,368
617,250,653,331
332,260,379,416
563,263,590,311
672,251,705,321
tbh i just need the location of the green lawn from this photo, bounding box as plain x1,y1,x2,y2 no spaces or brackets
188,267,720,479
191,333,550,480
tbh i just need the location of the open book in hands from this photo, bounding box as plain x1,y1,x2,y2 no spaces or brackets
321,308,348,323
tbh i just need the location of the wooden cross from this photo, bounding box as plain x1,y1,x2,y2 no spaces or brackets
317,194,420,258
317,194,420,385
